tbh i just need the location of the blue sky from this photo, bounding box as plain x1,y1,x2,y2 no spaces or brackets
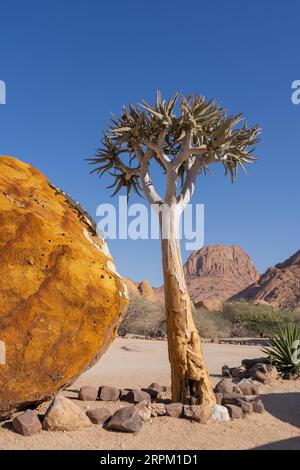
0,0,299,286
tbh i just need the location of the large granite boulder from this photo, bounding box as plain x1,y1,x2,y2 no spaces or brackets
0,156,128,419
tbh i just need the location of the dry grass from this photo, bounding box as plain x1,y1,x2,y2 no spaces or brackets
119,295,300,339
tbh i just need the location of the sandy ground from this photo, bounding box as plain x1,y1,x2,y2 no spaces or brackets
0,338,299,450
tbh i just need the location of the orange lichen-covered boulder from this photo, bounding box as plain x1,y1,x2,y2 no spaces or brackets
0,156,128,419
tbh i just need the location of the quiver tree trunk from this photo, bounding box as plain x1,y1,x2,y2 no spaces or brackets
161,213,216,407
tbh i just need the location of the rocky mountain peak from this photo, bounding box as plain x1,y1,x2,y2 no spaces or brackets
184,244,260,302
233,249,300,311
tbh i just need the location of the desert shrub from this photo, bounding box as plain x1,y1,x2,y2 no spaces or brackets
193,308,231,339
120,295,231,338
223,300,299,337
118,294,165,336
262,324,300,377
120,295,300,339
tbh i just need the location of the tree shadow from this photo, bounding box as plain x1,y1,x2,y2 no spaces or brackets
262,392,300,428
210,374,223,379
251,436,300,450
219,339,268,346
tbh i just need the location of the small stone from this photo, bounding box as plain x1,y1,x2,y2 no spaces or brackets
106,406,142,433
231,366,246,379
135,401,151,422
250,363,269,373
225,404,243,419
86,408,111,425
120,389,131,401
242,357,269,369
156,391,171,402
42,395,92,431
251,364,278,383
222,365,231,377
237,380,260,396
282,372,299,380
242,395,259,402
183,405,212,424
141,388,158,400
214,378,234,395
222,393,247,406
238,400,253,414
98,386,120,402
233,385,243,395
150,403,166,417
253,399,265,413
165,403,183,418
148,382,164,392
126,389,151,404
78,386,98,401
253,370,269,384
265,365,278,382
214,393,223,405
210,404,230,422
13,410,42,436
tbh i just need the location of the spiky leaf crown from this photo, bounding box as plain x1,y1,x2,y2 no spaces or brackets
88,92,260,198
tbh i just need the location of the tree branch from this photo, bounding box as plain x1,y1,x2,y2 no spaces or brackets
171,132,207,171
177,154,217,208
143,129,171,170
116,160,140,180
134,145,164,205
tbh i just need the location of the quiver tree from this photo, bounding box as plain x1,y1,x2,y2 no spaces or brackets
88,92,260,408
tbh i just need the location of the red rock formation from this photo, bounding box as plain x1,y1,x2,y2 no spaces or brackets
233,250,300,311
150,245,259,305
184,245,260,303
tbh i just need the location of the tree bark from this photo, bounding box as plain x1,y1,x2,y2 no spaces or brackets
161,212,216,407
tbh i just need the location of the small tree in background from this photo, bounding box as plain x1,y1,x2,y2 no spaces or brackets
88,92,260,408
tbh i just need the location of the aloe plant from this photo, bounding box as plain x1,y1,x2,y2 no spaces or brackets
262,324,300,377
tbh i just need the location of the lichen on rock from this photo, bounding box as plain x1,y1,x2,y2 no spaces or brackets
0,155,128,419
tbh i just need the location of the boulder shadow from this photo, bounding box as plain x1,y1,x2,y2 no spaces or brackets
210,373,223,379
262,392,300,428
1,421,13,431
251,436,300,450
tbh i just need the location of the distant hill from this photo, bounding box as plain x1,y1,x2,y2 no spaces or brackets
183,244,260,303
121,246,300,337
132,244,259,305
233,250,300,311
